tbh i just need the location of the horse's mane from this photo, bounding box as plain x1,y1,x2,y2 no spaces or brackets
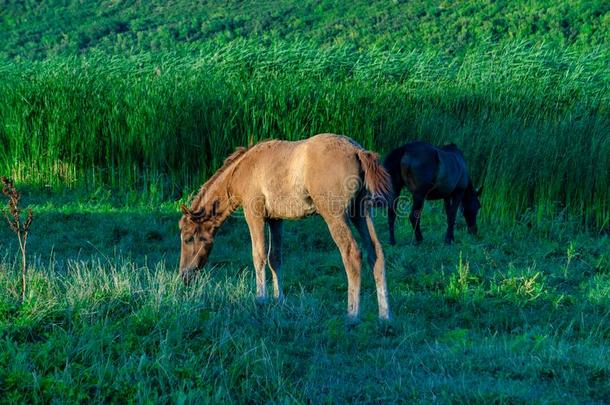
191,146,249,208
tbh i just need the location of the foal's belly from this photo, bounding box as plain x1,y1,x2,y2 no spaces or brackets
261,163,317,219
264,193,317,219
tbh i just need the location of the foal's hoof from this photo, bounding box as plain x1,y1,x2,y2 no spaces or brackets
255,297,268,307
345,315,362,330
377,319,398,336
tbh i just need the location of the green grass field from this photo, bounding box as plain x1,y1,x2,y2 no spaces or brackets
1,0,609,402
1,194,609,402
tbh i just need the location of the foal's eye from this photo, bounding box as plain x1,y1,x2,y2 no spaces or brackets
185,236,195,244
198,236,205,242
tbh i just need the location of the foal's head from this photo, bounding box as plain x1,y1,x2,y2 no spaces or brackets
462,186,482,235
178,201,219,284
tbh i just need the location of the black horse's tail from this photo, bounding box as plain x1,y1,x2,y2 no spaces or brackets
382,145,406,199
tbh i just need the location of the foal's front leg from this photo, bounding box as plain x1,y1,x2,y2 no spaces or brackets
245,211,267,304
267,218,284,302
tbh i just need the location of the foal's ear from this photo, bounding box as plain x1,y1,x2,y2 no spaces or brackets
476,186,483,197
180,204,190,215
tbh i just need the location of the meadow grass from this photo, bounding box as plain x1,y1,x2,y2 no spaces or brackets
0,195,608,402
1,41,608,230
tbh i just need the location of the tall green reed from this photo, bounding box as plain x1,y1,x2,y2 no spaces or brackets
0,41,607,228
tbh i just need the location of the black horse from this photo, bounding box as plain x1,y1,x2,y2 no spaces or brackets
384,141,482,245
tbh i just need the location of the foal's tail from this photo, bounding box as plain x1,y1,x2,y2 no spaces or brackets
356,150,392,205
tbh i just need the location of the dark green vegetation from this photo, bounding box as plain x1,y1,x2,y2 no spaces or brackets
1,0,609,402
2,44,608,228
2,0,609,59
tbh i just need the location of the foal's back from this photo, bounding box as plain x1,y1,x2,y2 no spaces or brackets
232,134,364,219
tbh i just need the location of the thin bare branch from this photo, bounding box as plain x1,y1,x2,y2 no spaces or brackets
1,176,33,301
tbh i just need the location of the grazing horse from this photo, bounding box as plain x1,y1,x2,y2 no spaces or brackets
179,134,392,322
384,141,482,245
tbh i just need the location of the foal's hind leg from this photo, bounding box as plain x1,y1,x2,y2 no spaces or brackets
351,210,391,320
388,183,402,246
321,213,362,322
410,196,425,244
266,218,284,302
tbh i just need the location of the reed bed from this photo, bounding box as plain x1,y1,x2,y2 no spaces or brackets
0,41,608,229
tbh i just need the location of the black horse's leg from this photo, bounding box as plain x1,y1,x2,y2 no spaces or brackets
409,196,425,244
444,193,462,244
388,184,401,246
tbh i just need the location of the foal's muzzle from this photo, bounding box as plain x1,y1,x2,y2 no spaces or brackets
180,268,199,285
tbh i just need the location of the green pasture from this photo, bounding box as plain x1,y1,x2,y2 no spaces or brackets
0,196,609,402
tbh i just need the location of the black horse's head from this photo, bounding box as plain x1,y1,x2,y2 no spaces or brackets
462,185,482,235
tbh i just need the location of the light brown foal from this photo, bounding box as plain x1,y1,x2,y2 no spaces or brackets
179,134,391,321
